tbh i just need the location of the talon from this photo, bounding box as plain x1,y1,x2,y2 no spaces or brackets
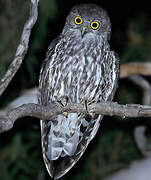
58,96,68,107
81,99,94,118
81,99,88,112
62,96,68,106
63,112,68,118
84,100,88,112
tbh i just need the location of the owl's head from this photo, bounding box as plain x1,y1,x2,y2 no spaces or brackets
62,4,111,41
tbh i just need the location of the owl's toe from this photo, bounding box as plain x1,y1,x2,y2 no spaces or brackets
63,111,68,118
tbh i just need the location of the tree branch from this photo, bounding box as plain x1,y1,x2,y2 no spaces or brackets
129,75,151,157
134,126,151,157
0,0,39,97
120,62,151,78
1,102,151,133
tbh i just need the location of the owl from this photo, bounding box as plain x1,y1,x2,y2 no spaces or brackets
39,3,120,179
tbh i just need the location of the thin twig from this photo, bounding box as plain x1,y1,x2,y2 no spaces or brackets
0,0,39,97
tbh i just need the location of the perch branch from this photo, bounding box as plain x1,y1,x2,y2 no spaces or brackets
1,102,151,133
1,62,151,116
0,0,39,97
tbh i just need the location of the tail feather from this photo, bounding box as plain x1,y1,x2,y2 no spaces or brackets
63,131,79,156
47,113,80,161
41,113,103,179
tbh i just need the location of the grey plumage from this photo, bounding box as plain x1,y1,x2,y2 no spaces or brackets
39,3,120,179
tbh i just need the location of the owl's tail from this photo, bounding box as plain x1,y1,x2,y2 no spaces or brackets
41,113,102,179
47,113,80,161
41,112,80,179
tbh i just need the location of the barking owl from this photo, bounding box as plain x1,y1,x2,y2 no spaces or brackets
39,3,120,179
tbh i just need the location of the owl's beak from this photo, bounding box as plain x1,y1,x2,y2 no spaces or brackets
81,26,88,38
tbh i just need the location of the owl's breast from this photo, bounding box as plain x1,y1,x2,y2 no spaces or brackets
49,48,106,104
47,37,114,103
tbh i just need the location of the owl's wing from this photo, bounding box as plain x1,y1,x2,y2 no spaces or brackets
39,37,60,106
38,37,62,178
106,50,120,101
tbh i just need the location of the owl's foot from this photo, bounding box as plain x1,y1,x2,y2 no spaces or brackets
57,96,69,118
82,100,94,119
63,111,68,118
57,96,68,107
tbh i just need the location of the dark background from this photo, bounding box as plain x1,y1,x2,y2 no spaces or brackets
0,0,151,179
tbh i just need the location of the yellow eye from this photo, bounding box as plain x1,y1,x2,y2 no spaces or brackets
74,17,83,25
90,21,100,30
